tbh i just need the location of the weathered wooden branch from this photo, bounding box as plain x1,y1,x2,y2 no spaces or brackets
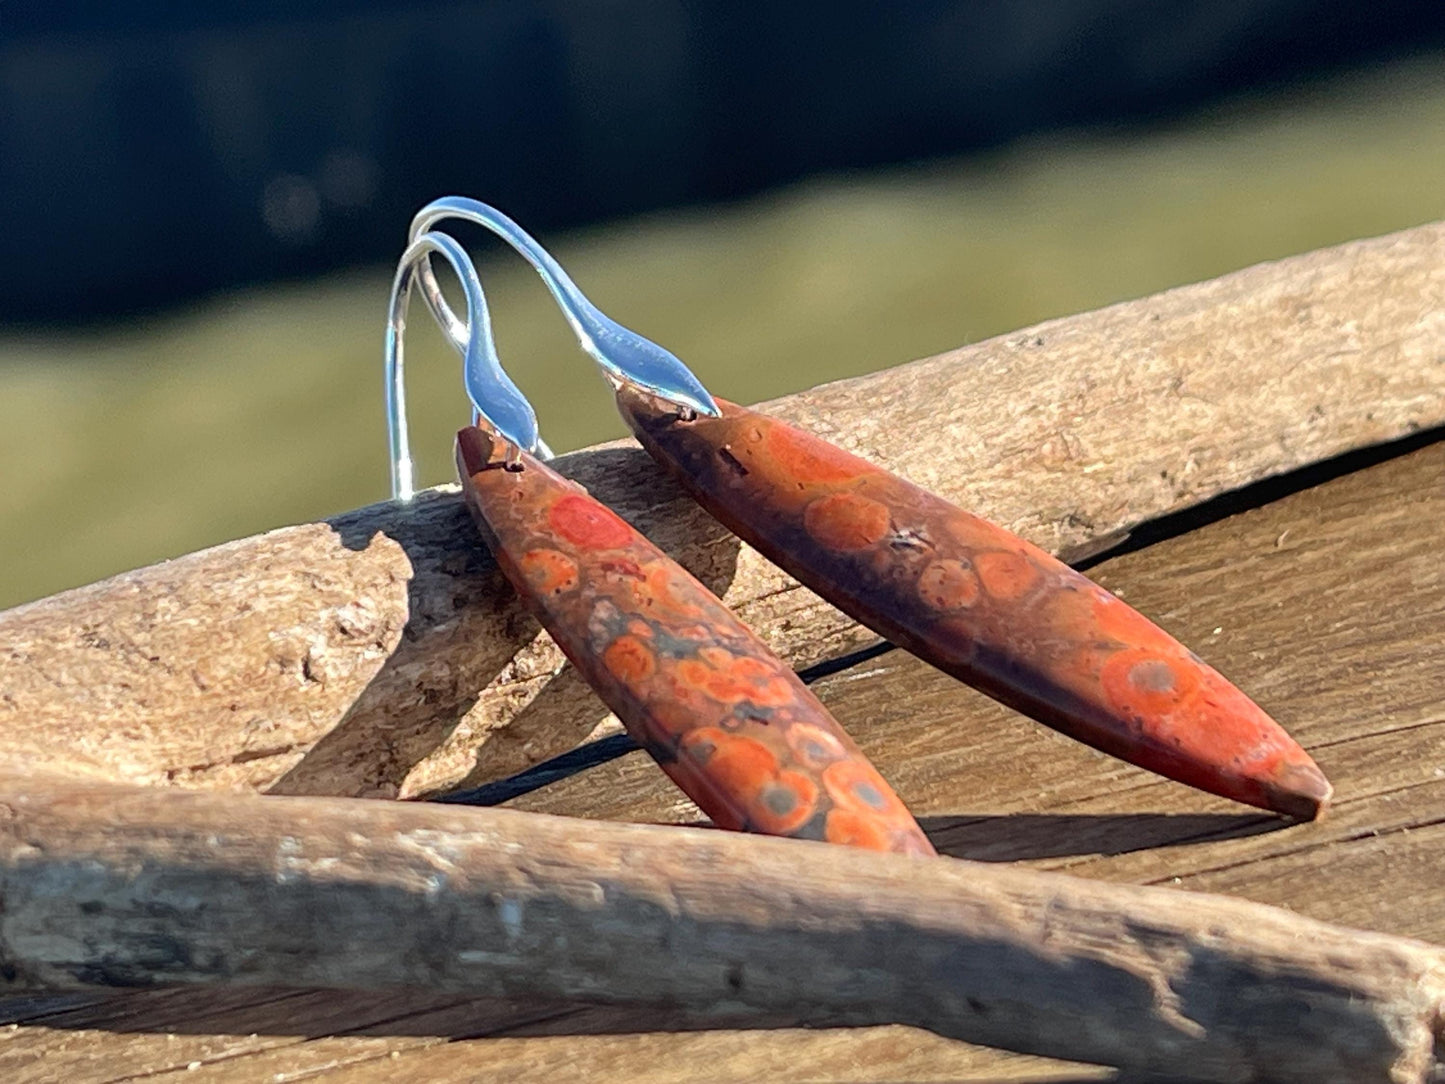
2,223,1443,801
1,774,1440,1084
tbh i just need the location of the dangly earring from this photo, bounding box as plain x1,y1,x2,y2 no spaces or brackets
404,197,1331,821
386,230,935,855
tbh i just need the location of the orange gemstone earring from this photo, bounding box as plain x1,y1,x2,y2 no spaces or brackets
386,230,934,855
406,197,1332,821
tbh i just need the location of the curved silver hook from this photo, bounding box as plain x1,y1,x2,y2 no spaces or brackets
386,230,541,501
408,196,720,418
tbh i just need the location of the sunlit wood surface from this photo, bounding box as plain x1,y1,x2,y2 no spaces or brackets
2,434,1439,1082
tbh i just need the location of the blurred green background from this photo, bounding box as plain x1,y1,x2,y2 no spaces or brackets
2,55,1443,611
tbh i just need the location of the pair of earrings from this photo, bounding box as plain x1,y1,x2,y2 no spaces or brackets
386,198,1331,857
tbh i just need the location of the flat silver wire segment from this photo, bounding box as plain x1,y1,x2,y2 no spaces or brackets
385,231,541,500
408,196,720,419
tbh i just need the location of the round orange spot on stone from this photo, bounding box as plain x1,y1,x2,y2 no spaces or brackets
803,492,891,552
749,770,819,835
518,548,579,596
700,669,764,705
678,725,728,766
644,565,706,620
822,760,906,818
763,422,870,485
785,722,848,769
602,634,655,684
698,645,734,669
719,667,797,708
975,550,1042,601
727,655,796,707
823,808,893,851
548,493,633,549
1099,647,1202,722
917,559,981,611
678,651,795,708
675,658,720,698
683,731,779,797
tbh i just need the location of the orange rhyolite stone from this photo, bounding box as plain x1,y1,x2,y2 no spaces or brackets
615,390,1331,820
455,424,934,854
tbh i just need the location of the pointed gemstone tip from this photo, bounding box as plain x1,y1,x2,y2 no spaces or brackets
1267,759,1334,821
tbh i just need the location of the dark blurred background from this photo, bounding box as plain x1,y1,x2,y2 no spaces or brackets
6,1,1445,320
3,1,1444,607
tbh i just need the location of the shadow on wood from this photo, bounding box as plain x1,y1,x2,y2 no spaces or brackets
272,445,750,799
923,813,1282,863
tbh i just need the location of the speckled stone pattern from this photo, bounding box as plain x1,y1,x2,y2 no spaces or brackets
616,388,1333,820
455,427,935,855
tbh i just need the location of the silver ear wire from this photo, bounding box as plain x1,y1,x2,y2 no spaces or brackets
408,197,720,419
385,230,541,501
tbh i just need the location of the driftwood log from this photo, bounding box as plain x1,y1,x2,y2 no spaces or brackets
1,222,1443,801
0,223,1444,1082
3,774,1444,1084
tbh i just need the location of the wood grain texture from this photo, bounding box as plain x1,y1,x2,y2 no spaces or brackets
2,775,1444,1084
0,434,1441,1083
517,443,1445,888
1,221,1442,802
